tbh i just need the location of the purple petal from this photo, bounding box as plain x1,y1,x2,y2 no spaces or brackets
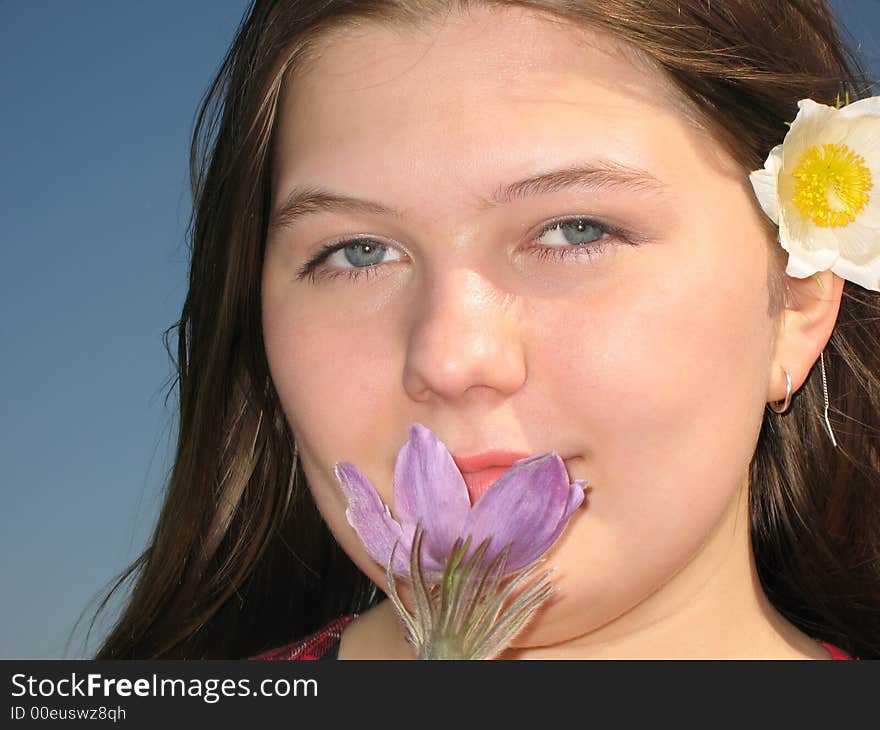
460,453,587,572
511,478,587,569
335,462,410,576
392,424,471,564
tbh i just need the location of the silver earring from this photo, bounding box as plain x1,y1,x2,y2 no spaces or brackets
769,367,792,414
820,350,838,448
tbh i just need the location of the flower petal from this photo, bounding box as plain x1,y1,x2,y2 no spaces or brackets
778,205,840,277
832,223,880,291
781,99,841,168
845,117,880,162
856,201,880,228
838,95,880,119
832,259,880,292
392,424,471,565
335,461,410,575
460,453,586,572
749,144,782,224
836,220,880,266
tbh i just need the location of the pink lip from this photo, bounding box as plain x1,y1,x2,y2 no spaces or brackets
452,450,530,473
452,451,531,505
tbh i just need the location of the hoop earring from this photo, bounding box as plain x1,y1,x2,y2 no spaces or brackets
769,367,792,414
819,350,838,449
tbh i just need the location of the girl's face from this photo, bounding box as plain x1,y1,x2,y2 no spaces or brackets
262,6,780,651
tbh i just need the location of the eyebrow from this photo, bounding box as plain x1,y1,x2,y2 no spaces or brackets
268,160,668,231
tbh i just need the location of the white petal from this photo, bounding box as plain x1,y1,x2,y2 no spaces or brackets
749,146,782,224
838,95,880,120
831,252,880,292
853,133,880,228
782,100,839,168
791,98,837,129
783,252,821,279
778,205,840,275
803,222,845,258
844,117,880,161
836,221,880,266
857,200,880,228
819,116,851,146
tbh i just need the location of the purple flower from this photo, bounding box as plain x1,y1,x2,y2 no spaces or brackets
335,423,588,580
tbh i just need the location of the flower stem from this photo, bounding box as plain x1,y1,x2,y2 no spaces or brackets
386,525,554,659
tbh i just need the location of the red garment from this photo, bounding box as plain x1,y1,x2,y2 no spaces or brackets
822,642,854,660
250,615,855,660
250,615,355,661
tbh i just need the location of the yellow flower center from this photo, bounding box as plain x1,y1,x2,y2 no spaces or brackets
791,142,873,227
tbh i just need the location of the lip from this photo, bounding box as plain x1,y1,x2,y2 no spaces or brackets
452,450,531,473
452,450,542,506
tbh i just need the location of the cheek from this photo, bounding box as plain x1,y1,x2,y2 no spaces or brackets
262,278,405,589
513,217,775,646
261,267,408,522
262,276,401,453
538,226,773,436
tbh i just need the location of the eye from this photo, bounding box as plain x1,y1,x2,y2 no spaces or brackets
296,216,636,283
296,238,404,282
530,216,623,263
326,240,401,268
536,218,606,246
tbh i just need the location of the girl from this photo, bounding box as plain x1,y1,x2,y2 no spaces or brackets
93,0,880,659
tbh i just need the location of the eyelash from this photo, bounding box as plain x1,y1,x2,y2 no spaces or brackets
295,216,636,284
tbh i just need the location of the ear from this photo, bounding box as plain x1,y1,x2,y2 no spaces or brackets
768,270,845,403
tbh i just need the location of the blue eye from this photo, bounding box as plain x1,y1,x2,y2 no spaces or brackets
297,238,403,283
536,219,606,247
332,241,397,267
297,216,631,283
530,217,619,264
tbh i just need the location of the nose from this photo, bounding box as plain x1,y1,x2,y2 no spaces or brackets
402,267,527,402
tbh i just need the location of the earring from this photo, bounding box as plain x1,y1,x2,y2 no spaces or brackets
769,367,792,414
819,350,838,449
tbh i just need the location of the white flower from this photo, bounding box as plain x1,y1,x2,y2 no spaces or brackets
749,96,880,292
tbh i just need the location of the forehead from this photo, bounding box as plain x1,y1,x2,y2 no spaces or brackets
273,5,724,201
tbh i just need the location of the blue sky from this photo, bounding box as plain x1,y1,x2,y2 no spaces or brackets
1,0,878,659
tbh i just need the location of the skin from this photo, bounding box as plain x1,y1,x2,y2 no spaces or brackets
261,5,844,659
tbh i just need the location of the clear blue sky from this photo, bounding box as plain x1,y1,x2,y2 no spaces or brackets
1,0,878,659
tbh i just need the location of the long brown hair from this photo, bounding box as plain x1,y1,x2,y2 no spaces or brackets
90,0,880,659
